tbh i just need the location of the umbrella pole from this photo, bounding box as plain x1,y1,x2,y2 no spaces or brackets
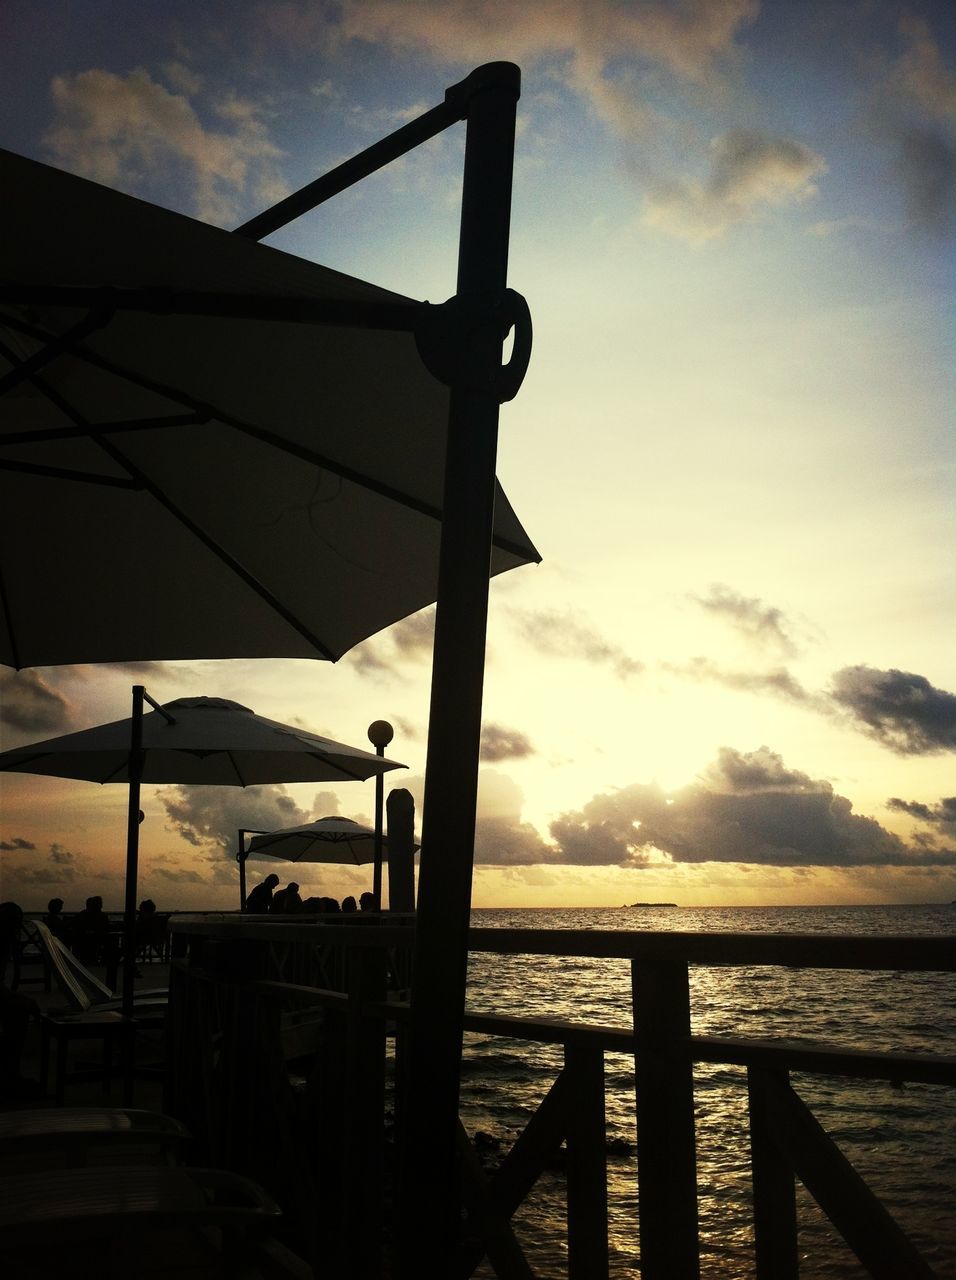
401,62,520,1274
120,685,145,1024
368,720,394,909
237,830,248,910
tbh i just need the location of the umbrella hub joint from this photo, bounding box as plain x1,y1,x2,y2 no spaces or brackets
415,289,531,403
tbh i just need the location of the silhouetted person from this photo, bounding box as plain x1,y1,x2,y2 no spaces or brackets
271,882,302,914
321,897,340,913
359,892,376,912
341,895,357,913
134,898,166,960
43,896,68,942
72,894,110,964
0,902,40,1098
245,873,280,914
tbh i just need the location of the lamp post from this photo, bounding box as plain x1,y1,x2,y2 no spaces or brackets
367,719,394,909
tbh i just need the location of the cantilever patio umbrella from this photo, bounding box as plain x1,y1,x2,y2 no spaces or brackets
0,696,404,1013
1,63,531,1267
0,145,537,669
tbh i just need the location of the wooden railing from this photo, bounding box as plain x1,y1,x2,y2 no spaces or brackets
163,920,956,1279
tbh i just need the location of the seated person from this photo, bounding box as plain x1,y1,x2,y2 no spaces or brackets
71,895,111,965
245,873,280,914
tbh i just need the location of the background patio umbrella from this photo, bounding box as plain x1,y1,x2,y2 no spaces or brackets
241,815,394,909
0,694,405,1014
247,815,386,865
0,146,538,670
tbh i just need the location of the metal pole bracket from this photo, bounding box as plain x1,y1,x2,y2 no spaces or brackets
415,288,531,402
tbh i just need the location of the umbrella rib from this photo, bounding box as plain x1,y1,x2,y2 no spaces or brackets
0,458,140,488
0,312,538,563
227,752,248,786
0,286,423,332
3,412,207,447
0,336,340,659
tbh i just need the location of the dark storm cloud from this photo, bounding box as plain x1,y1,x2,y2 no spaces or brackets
830,666,956,755
666,657,813,704
549,747,956,868
0,669,72,734
0,837,36,851
158,783,312,849
690,584,801,657
510,608,642,680
480,723,535,763
887,795,956,829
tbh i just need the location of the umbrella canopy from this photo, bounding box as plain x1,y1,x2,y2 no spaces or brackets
0,147,539,669
0,696,405,785
247,815,397,865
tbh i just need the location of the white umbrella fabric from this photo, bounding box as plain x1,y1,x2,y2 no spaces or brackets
0,146,539,670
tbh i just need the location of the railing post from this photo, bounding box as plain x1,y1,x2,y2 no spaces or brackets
565,1040,610,1280
342,939,387,1279
748,1066,799,1280
631,956,699,1279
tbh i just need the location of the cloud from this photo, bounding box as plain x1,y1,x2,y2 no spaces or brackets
157,783,312,849
0,837,36,851
43,68,285,225
874,14,956,235
473,770,558,865
893,14,956,124
480,723,535,763
668,657,813,704
892,125,956,233
510,608,642,680
887,795,956,831
830,666,956,755
549,746,956,868
336,1,757,87
0,669,72,734
0,841,106,886
348,608,435,677
642,128,827,243
690,583,802,657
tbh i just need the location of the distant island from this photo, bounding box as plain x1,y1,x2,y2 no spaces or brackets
625,902,678,908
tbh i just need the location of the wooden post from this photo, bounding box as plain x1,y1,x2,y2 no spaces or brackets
631,957,700,1279
565,1040,610,1279
342,939,387,1278
748,1066,799,1279
386,789,416,913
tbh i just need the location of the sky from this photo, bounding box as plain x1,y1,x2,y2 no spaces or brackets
1,0,954,913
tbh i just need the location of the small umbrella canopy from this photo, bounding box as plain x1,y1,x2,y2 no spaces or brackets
0,697,405,785
0,147,540,670
248,815,392,865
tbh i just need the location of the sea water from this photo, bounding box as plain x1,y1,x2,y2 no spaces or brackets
459,904,956,1279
